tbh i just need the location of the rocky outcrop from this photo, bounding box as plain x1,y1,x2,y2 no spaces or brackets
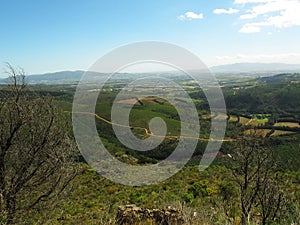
116,205,185,225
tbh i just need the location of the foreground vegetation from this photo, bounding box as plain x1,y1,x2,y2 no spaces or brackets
0,67,299,224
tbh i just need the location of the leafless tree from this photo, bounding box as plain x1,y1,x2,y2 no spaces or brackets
230,133,284,225
257,172,286,225
0,64,77,224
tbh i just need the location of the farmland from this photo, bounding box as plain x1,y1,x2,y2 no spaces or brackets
27,72,300,163
1,72,300,224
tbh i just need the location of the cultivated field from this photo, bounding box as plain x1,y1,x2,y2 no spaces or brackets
274,122,300,128
244,129,272,137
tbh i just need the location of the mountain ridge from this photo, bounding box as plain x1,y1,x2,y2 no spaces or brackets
210,62,300,73
1,63,300,84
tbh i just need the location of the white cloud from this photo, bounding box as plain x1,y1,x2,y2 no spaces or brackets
214,8,239,14
250,0,298,15
239,25,261,33
215,53,300,64
178,11,204,20
240,13,257,19
234,0,274,4
237,0,300,33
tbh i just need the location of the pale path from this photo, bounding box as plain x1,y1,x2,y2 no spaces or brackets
246,118,253,126
68,111,232,142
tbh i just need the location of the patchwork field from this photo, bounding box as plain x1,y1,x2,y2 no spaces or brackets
118,97,169,105
244,129,296,137
271,130,296,136
228,115,238,122
214,113,228,121
235,115,267,126
274,122,300,128
239,116,251,125
117,98,140,105
244,129,272,137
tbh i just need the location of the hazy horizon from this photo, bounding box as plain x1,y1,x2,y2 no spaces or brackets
1,0,300,76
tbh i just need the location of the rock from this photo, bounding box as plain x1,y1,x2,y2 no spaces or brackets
116,205,185,225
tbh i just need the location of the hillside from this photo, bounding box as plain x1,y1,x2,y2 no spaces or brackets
1,71,300,224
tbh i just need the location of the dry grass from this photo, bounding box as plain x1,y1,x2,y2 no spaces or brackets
244,129,272,137
118,97,166,106
274,122,300,128
245,129,296,137
118,98,140,105
201,114,212,120
229,115,238,122
214,113,228,121
239,116,251,125
271,130,296,136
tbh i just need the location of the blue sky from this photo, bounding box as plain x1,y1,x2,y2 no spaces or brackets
1,0,300,76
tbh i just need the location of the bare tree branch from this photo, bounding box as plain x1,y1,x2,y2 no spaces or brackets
0,65,77,224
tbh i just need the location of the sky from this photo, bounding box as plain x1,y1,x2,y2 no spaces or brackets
0,0,300,76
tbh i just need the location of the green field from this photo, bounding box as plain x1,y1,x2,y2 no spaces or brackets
2,73,300,224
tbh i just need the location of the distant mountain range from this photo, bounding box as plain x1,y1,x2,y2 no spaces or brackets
1,63,300,84
0,70,106,85
25,70,85,84
210,63,300,73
